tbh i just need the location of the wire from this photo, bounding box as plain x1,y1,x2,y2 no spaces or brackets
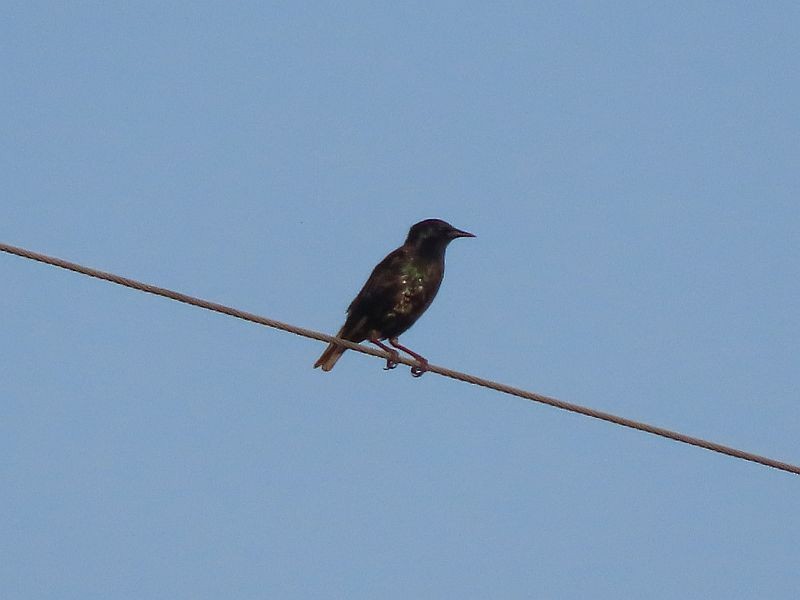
2,240,798,476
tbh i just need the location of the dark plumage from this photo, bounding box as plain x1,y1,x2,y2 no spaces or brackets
314,218,475,376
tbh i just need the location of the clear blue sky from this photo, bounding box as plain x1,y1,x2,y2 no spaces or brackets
2,2,799,598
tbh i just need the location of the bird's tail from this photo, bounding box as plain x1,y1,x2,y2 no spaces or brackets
313,327,348,371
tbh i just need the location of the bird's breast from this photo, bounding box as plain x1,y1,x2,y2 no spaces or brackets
395,272,426,314
391,262,441,316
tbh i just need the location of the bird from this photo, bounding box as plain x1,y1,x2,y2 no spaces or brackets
314,218,475,377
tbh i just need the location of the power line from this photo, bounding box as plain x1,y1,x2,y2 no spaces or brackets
2,240,798,476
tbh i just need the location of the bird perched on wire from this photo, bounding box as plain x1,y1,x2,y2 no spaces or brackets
314,218,475,377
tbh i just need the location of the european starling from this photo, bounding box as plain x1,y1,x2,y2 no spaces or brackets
314,218,474,376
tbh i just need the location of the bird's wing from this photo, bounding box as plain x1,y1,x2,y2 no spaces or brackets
346,246,408,316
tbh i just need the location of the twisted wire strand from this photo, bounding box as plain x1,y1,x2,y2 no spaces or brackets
2,241,798,476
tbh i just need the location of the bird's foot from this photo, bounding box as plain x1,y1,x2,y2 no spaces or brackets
369,337,401,371
383,350,401,371
386,337,429,378
410,358,429,378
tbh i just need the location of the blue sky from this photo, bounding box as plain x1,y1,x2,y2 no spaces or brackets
2,2,799,598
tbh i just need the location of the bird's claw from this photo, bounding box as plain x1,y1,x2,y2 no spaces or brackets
410,360,429,378
383,350,401,371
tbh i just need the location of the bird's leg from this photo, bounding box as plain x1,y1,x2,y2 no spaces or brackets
369,337,400,370
388,338,429,377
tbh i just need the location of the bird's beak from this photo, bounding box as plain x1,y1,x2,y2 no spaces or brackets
449,227,475,239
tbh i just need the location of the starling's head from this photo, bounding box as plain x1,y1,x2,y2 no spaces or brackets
405,219,475,254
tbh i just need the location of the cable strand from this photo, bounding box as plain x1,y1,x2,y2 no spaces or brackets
3,241,798,476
